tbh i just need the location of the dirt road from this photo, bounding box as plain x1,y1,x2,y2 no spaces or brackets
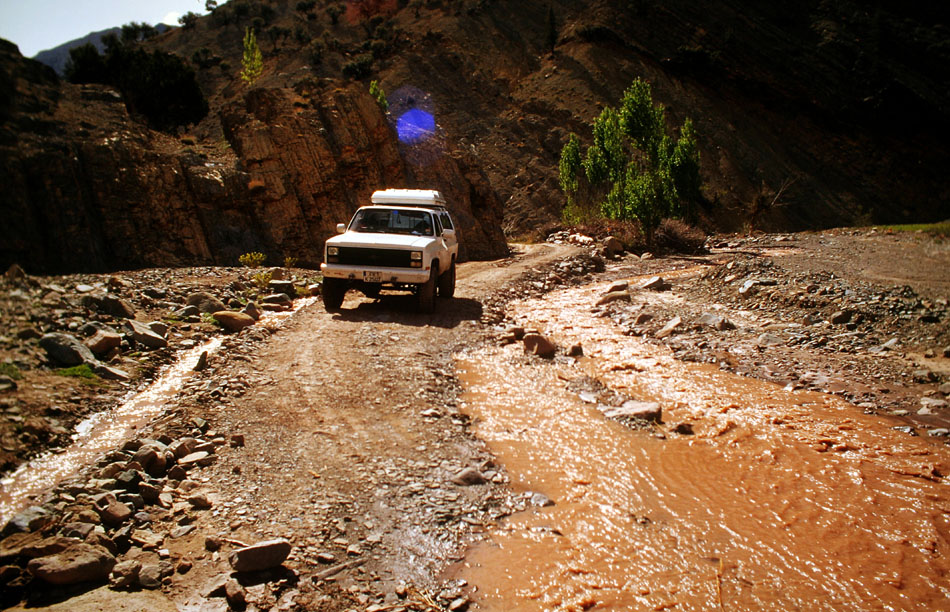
2,230,949,611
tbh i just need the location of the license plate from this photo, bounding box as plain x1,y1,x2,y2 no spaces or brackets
364,271,383,283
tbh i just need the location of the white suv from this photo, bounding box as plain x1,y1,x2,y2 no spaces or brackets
320,189,459,313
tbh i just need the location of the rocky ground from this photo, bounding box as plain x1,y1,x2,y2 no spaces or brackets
0,228,948,611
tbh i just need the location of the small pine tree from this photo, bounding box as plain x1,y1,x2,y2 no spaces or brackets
369,80,388,112
241,26,263,84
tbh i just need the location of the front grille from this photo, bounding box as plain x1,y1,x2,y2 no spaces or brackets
336,247,413,268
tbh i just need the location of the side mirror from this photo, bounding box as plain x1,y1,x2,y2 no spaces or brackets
336,223,346,234
442,229,456,239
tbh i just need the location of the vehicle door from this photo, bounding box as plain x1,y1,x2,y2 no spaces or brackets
439,211,458,254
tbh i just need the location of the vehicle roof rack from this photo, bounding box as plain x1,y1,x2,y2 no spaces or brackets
371,189,446,209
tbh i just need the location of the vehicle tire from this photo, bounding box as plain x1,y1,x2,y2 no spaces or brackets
417,263,438,314
438,259,456,298
322,278,345,312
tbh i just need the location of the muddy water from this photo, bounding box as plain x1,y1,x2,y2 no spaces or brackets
455,281,950,611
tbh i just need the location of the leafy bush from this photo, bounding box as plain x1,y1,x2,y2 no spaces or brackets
306,40,325,65
343,54,373,79
252,270,273,290
284,256,298,268
369,80,388,111
239,251,267,267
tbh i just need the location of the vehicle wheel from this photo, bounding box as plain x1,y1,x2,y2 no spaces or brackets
438,260,456,298
322,278,345,312
417,263,438,314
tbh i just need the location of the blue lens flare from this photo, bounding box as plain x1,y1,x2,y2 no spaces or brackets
396,108,436,144
387,85,443,167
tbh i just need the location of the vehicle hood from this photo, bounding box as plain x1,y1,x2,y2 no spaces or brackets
325,233,434,249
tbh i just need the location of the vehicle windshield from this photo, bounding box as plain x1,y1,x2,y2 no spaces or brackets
349,208,434,236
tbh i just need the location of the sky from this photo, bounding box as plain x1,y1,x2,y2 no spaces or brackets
0,0,207,58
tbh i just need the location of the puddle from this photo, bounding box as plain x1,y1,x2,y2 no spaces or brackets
0,298,317,524
454,281,950,611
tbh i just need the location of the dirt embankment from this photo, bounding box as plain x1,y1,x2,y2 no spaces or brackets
0,230,948,611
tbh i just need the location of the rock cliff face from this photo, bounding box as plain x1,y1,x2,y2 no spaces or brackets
0,40,507,274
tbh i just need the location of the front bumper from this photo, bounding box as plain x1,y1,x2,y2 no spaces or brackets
320,263,431,284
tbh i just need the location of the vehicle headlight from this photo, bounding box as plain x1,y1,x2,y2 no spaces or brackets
410,251,422,268
327,246,339,256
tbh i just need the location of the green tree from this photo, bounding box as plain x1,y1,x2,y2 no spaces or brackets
557,77,702,246
178,12,200,29
369,80,388,112
558,132,581,204
241,26,263,84
584,107,624,185
668,118,701,218
64,43,109,84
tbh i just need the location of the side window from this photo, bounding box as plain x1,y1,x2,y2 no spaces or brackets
433,214,443,234
441,212,454,230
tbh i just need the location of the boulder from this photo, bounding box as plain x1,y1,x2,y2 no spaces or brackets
123,320,168,349
100,294,136,318
225,578,247,608
228,539,292,573
213,311,256,332
602,400,662,422
97,500,133,527
3,506,52,535
90,362,130,381
596,291,631,306
27,543,115,585
603,236,624,258
186,292,226,314
173,305,200,318
1,533,78,560
450,467,487,486
829,310,853,325
696,313,736,331
242,302,262,320
655,316,682,339
262,293,292,306
640,276,671,291
85,330,122,355
110,558,142,589
39,333,95,366
523,333,557,358
267,280,296,297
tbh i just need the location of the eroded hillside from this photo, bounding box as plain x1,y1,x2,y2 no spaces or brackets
3,0,949,274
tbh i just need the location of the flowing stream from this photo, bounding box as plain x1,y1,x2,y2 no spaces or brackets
454,280,950,611
0,298,316,525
